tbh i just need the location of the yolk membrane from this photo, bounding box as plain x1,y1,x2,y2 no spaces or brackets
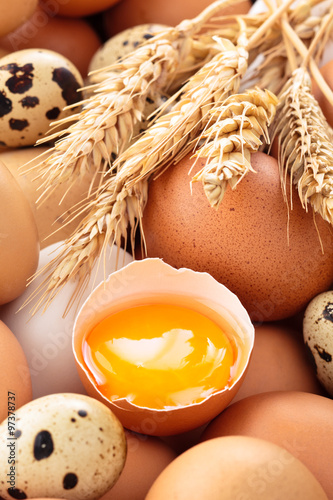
83,303,236,409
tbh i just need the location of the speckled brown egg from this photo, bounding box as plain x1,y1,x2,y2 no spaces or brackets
303,291,333,396
0,393,127,500
142,152,333,322
0,48,83,147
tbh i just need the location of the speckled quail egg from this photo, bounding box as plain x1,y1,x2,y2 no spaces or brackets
0,48,83,147
303,290,333,396
0,393,127,500
88,23,169,75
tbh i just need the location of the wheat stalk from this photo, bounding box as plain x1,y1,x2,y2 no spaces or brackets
270,66,333,225
191,87,279,208
26,0,243,205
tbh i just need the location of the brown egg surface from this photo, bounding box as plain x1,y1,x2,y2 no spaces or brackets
201,391,333,499
142,152,333,322
0,7,102,77
100,431,177,499
0,160,39,304
0,0,38,37
104,0,252,37
0,320,32,423
146,435,328,500
231,323,325,403
0,147,103,248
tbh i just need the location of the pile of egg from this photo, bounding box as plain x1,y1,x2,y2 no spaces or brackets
0,1,332,499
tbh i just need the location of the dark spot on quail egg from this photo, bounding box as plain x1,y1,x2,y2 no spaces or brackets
9,118,28,131
1,63,34,94
323,302,333,322
33,430,54,460
52,67,82,106
63,473,78,490
0,91,12,117
19,96,39,108
14,430,21,438
7,488,27,500
78,409,87,417
46,107,61,120
314,344,332,363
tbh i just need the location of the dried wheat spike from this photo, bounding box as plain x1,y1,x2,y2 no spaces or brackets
26,34,249,313
271,67,333,225
191,87,278,208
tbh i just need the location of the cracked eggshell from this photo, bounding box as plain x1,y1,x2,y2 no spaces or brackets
73,258,255,436
303,290,333,396
0,393,127,500
0,48,83,148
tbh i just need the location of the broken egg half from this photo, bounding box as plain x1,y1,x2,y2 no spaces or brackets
73,258,254,436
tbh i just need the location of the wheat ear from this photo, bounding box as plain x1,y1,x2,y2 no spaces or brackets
26,0,241,204
191,87,279,208
270,67,333,225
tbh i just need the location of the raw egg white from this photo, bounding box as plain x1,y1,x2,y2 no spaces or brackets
142,152,333,322
146,436,328,500
73,258,254,436
0,6,102,78
0,241,133,399
0,160,39,305
0,320,32,422
201,391,333,499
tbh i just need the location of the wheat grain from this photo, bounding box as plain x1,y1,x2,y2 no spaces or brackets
191,87,278,208
270,67,333,225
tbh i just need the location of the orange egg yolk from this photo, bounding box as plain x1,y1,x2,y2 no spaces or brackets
83,303,236,409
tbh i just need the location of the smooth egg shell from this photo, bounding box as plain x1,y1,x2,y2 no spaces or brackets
146,436,328,500
104,0,252,37
0,160,39,304
0,146,103,247
100,430,177,500
0,6,102,78
201,391,333,499
0,320,32,423
0,48,83,147
73,258,254,436
303,291,333,396
0,241,133,399
0,393,127,500
0,0,38,37
142,152,333,322
231,323,326,403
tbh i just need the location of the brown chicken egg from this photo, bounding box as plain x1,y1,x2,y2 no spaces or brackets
0,146,103,248
146,435,328,500
0,0,38,38
103,0,252,37
100,431,177,500
0,6,102,78
142,152,333,322
0,160,39,304
39,0,122,18
201,391,333,499
231,323,326,403
0,319,32,423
